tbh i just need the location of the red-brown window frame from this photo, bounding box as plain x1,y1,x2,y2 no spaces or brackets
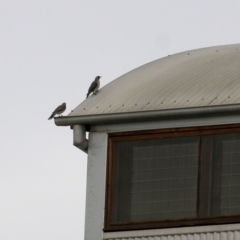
104,124,240,232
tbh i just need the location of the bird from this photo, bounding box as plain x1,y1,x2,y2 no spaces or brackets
86,76,101,98
48,102,66,120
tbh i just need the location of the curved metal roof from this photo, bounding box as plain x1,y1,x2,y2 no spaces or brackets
70,43,240,117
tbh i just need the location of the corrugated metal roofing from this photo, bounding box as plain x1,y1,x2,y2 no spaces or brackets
69,44,240,117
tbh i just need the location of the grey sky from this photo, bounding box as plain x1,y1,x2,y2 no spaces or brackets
0,1,240,239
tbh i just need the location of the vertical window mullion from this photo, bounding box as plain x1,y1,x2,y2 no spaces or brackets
198,135,213,217
197,135,202,217
209,137,222,216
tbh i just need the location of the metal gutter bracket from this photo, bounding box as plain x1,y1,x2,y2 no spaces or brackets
73,125,88,153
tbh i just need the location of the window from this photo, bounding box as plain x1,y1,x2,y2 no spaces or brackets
105,125,240,231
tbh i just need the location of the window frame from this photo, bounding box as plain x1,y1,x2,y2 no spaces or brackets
104,124,240,232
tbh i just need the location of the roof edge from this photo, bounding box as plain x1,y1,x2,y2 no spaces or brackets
55,104,240,127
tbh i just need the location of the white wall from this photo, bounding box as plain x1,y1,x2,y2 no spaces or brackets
84,132,108,240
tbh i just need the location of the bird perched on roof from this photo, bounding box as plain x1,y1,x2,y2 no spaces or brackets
48,102,66,120
86,76,101,98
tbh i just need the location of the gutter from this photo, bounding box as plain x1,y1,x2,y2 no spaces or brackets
54,104,240,126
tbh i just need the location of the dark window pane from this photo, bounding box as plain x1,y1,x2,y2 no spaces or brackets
111,137,200,223
216,134,240,216
201,133,240,217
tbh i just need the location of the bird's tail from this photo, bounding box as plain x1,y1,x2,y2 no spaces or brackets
86,92,90,98
48,113,54,120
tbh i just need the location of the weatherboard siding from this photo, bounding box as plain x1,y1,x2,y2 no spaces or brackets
104,232,239,240
103,224,240,240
